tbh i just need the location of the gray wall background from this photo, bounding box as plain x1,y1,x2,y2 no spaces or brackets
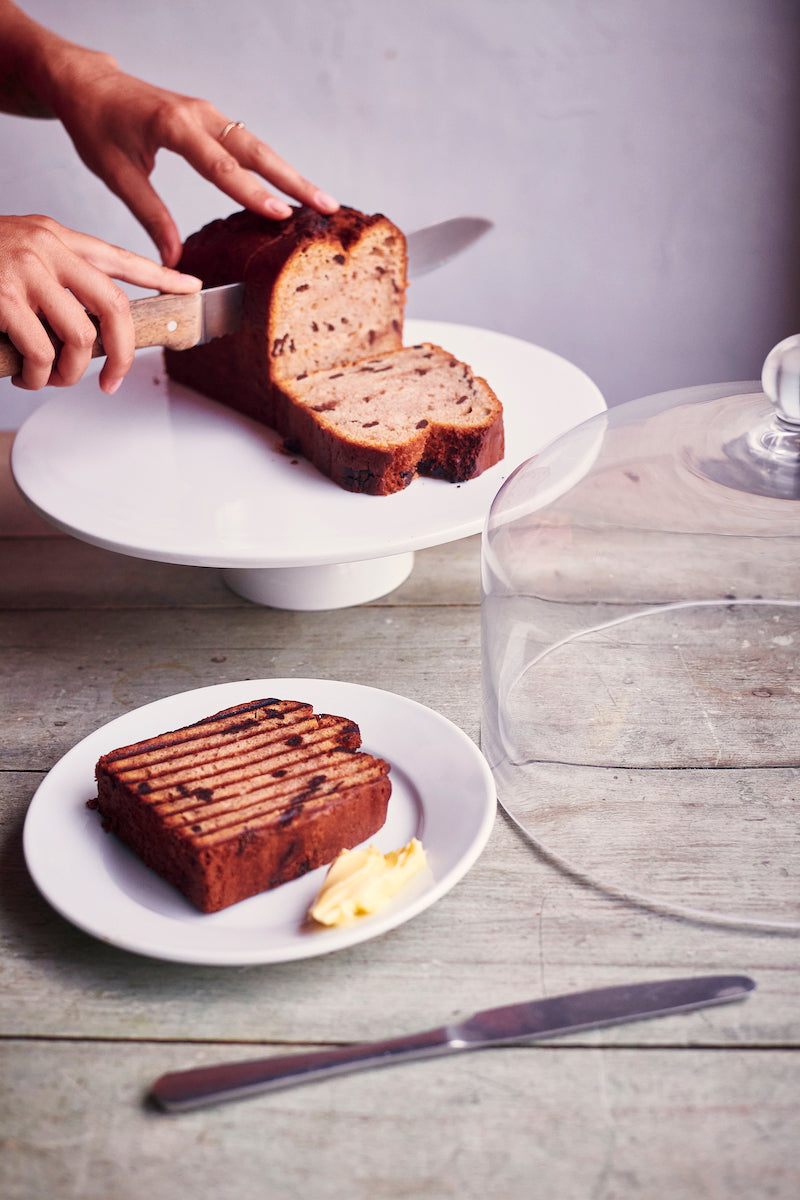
1,0,799,427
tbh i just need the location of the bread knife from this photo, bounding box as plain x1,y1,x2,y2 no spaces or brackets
150,973,754,1113
406,215,492,277
0,282,245,380
0,216,493,379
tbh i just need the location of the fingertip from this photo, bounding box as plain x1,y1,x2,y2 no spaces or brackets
156,228,183,268
160,245,180,269
313,191,340,213
263,198,294,220
171,272,204,292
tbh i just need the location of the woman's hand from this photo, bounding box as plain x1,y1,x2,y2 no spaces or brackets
0,3,339,266
50,63,340,267
0,4,338,393
0,214,202,392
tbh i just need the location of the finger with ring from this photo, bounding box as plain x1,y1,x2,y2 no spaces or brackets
218,120,245,145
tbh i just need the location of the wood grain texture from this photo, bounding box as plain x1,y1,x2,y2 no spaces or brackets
2,1040,798,1200
1,434,798,1200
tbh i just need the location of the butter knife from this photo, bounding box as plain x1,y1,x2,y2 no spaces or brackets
150,974,754,1113
0,216,492,379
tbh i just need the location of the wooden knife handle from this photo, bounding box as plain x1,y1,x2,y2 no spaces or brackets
0,291,202,379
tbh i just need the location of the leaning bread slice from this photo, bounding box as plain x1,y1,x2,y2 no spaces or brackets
92,698,391,913
279,342,504,495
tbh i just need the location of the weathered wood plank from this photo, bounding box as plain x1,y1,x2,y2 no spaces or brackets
491,760,800,927
3,428,799,1200
3,770,797,1046
487,599,800,769
1,1039,798,1200
0,603,482,769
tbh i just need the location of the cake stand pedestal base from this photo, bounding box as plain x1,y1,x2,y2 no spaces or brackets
220,551,415,610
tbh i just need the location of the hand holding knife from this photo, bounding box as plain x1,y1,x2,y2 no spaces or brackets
0,217,493,383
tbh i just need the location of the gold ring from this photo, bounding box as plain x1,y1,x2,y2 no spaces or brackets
218,120,244,145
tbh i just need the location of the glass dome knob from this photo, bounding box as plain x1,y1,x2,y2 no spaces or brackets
699,332,800,498
761,333,800,431
741,334,800,482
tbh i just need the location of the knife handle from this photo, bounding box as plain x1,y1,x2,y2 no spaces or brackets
0,292,203,379
151,1025,452,1113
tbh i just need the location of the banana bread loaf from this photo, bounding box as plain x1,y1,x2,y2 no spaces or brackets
164,206,407,428
163,206,504,494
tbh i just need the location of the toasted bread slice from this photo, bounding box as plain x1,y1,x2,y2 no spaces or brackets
93,698,391,913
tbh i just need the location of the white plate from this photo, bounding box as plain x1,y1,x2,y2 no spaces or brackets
11,320,605,569
23,679,496,965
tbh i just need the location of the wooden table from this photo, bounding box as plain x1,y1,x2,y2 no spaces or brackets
1,428,798,1200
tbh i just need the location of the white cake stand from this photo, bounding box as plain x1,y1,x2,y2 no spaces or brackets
11,319,605,609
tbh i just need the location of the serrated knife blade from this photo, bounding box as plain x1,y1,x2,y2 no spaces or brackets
406,215,493,276
150,974,754,1113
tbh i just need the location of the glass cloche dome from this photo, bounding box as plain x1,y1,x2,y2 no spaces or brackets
481,335,800,931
